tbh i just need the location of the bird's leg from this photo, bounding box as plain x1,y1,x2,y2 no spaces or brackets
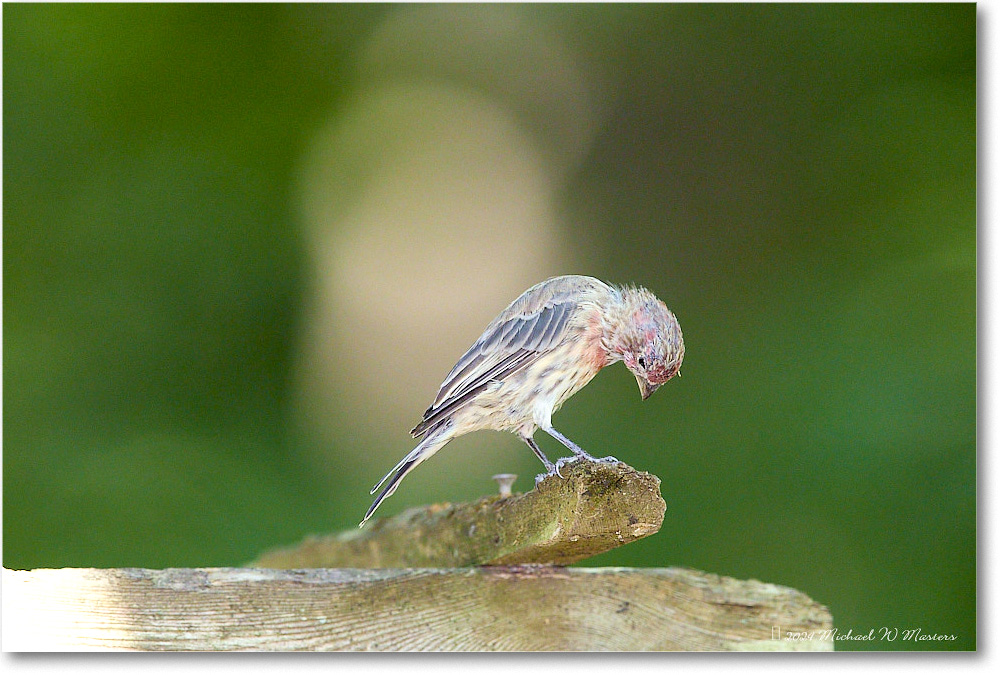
521,435,565,482
521,435,555,472
543,427,620,465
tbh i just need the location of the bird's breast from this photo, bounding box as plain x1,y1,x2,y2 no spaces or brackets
512,341,603,427
454,326,608,434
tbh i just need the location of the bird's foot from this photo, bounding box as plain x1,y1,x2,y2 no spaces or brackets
572,450,621,465
535,470,558,486
533,454,621,485
535,457,572,485
554,456,578,475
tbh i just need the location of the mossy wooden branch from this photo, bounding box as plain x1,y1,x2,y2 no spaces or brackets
3,566,833,651
3,461,836,651
252,460,666,568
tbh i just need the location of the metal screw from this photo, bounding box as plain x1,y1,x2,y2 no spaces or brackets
492,473,517,498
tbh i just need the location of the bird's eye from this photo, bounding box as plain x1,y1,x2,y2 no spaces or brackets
637,356,646,369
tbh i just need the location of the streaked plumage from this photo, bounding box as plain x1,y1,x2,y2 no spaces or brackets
362,275,684,525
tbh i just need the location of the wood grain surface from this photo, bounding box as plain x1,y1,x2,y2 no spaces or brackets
3,566,833,651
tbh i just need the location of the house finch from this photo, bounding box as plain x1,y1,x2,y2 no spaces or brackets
362,274,684,525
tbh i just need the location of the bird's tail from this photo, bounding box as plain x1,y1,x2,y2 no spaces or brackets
360,429,451,527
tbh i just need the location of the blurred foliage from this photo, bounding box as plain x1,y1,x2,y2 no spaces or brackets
3,4,974,650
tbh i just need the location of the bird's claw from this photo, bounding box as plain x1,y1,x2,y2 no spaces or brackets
570,452,621,465
553,456,576,476
535,457,573,485
534,454,620,486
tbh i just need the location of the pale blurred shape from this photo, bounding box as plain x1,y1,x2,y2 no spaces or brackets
293,5,600,485
358,3,599,180
296,83,561,452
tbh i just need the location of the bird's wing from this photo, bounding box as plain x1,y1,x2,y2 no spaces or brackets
411,275,610,437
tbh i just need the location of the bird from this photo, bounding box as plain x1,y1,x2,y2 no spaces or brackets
361,274,685,526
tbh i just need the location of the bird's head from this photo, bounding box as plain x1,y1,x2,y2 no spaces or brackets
612,287,685,400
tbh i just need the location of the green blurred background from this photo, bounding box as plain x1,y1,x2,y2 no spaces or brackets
3,3,975,650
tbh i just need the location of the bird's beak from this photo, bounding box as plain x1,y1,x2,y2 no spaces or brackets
636,375,661,401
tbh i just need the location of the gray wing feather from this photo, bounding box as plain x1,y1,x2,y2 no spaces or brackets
511,317,538,350
535,302,566,347
523,308,554,349
411,275,610,438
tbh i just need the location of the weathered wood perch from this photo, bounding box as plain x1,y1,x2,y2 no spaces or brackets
2,567,833,651
252,460,666,568
2,460,835,650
